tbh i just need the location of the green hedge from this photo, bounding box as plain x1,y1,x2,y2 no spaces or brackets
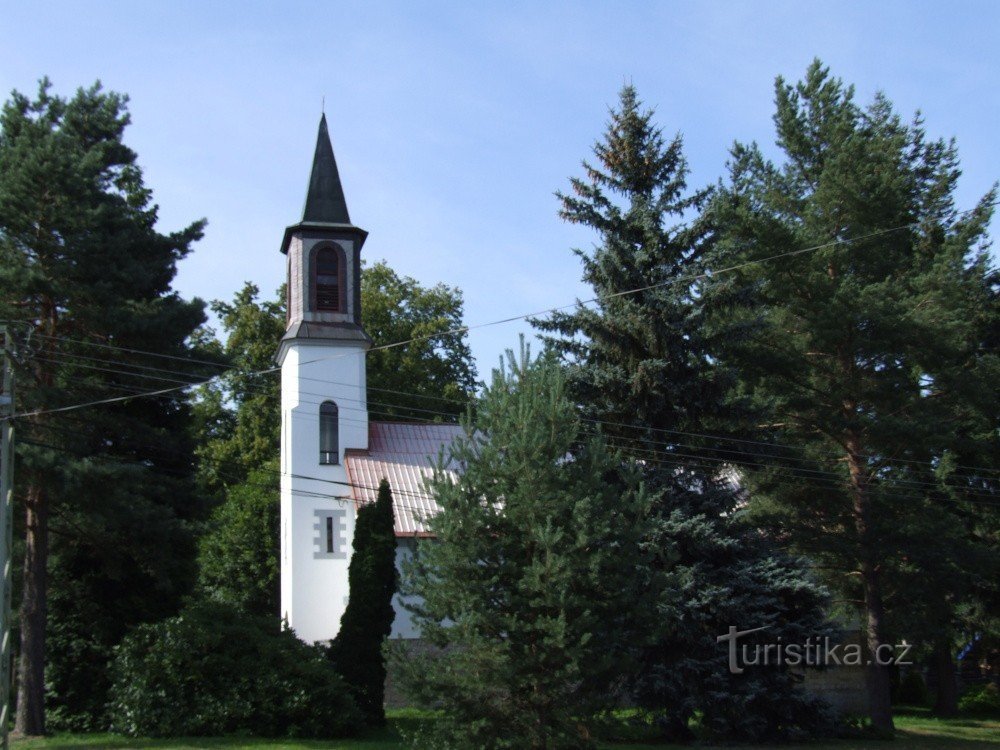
959,682,1000,716
109,602,361,738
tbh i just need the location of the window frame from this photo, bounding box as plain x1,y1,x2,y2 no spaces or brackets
310,242,347,314
319,400,339,465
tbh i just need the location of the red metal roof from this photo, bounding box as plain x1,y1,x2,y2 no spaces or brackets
345,421,464,536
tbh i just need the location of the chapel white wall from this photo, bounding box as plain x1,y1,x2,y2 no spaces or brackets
279,341,369,644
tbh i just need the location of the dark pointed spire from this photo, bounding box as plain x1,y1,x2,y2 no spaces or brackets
302,114,351,224
281,114,366,255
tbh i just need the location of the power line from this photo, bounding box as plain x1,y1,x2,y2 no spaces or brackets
27,343,1000,481
19,434,448,519
21,342,1000,492
30,332,231,371
7,213,954,421
23,396,1000,512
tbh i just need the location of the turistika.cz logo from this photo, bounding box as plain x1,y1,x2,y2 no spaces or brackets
716,626,913,675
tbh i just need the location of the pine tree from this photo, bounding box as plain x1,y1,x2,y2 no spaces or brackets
0,80,211,733
394,343,652,749
535,85,833,741
328,479,397,726
706,60,998,732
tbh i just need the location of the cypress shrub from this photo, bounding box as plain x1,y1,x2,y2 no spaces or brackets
329,478,398,725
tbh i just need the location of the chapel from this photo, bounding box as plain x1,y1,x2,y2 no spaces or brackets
277,115,455,643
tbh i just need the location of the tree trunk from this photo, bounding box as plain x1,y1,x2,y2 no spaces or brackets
15,306,57,736
14,481,47,736
845,438,895,734
858,553,894,733
932,640,959,717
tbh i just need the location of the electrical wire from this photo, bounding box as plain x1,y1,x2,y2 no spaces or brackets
8,213,967,422
29,360,992,503
28,343,1000,481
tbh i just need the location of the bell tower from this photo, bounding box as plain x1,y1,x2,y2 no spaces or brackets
278,115,370,642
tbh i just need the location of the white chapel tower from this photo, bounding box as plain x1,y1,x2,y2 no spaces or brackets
277,114,370,643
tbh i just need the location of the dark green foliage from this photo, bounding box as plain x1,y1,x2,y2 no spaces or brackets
959,682,1000,716
0,79,214,731
535,86,732,443
329,479,397,726
108,602,361,738
637,503,835,742
394,344,652,750
196,465,280,616
362,261,476,420
706,60,998,729
535,85,833,742
43,473,202,731
896,671,930,707
193,283,285,496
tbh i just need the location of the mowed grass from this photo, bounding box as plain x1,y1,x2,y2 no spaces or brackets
10,710,999,749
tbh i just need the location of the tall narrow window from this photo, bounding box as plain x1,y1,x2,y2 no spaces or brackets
319,401,338,464
315,247,340,311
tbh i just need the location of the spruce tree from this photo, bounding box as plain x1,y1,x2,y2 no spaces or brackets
706,60,998,732
0,80,211,733
535,85,833,741
329,479,397,726
394,344,652,750
535,85,723,441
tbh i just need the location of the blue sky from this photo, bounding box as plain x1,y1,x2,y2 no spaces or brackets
3,1,997,376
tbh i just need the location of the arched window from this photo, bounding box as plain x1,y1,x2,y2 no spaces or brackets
319,401,339,464
315,247,341,311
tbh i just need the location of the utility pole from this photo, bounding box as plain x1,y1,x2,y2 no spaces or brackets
0,328,15,749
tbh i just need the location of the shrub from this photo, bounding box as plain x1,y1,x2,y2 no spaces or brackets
109,602,361,738
959,682,1000,716
896,670,930,707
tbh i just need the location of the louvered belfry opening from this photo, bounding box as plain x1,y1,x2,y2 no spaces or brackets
315,247,341,311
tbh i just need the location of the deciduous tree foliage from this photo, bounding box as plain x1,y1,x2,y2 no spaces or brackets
0,80,212,733
362,261,476,420
395,344,652,750
706,60,998,731
193,264,477,497
193,283,285,497
196,464,280,617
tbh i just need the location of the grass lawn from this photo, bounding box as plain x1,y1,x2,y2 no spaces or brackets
10,710,999,749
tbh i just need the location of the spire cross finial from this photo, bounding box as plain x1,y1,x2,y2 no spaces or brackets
322,96,325,115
